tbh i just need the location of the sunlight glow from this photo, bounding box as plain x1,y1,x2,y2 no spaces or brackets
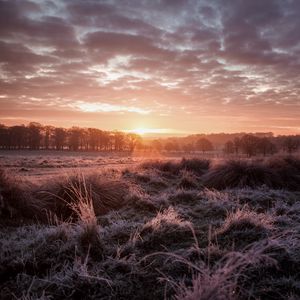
126,128,173,135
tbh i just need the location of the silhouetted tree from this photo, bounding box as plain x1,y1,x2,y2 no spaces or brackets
9,125,27,149
43,125,55,150
28,122,42,150
87,128,98,151
257,137,276,156
101,131,110,151
127,133,142,152
165,141,180,152
0,124,8,149
114,131,125,151
224,140,234,154
69,127,81,151
54,128,66,150
282,136,299,153
196,138,213,153
182,143,194,153
240,134,259,157
233,137,241,155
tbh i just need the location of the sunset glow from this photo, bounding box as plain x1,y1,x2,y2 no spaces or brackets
126,128,174,136
0,0,300,135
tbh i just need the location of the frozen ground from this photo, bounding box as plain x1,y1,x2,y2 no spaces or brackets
0,155,299,299
0,151,149,183
0,150,222,183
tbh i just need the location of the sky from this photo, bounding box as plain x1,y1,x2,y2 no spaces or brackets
0,0,300,135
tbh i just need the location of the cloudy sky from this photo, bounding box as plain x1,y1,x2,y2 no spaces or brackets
0,0,299,135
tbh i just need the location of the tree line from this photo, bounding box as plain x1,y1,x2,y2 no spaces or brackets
223,134,300,157
150,134,300,156
0,123,142,151
0,123,299,156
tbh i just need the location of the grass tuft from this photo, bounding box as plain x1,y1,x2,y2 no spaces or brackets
215,208,274,249
202,160,282,190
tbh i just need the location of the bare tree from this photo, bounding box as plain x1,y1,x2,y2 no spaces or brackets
114,131,125,151
127,133,142,152
68,127,81,151
28,122,42,150
233,137,241,155
282,136,299,153
224,140,234,155
196,138,213,153
54,128,66,150
240,134,259,157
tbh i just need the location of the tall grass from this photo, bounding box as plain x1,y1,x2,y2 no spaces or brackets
64,174,103,258
175,242,277,300
36,173,129,220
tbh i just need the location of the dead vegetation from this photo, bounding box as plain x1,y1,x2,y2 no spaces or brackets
0,156,300,299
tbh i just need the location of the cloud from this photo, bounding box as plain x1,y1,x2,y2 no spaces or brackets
0,0,299,133
72,101,151,115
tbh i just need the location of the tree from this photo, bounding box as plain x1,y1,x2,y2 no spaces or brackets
87,128,100,151
165,141,180,152
0,124,9,149
151,140,163,152
127,133,142,152
240,134,259,157
282,136,299,153
224,140,234,154
54,128,66,150
196,138,213,153
233,137,241,155
68,127,81,151
114,131,125,151
257,137,276,156
182,143,194,153
9,125,27,149
43,125,55,150
28,122,42,150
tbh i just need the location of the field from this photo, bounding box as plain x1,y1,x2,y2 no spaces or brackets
1,152,300,299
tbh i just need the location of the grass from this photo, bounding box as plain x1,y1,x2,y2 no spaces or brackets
141,158,210,176
214,207,274,249
202,160,281,189
0,156,300,299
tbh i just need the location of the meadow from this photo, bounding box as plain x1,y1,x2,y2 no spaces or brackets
0,152,300,299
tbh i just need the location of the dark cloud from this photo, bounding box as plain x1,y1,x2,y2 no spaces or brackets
0,0,299,133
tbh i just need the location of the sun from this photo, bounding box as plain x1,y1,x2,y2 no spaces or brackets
130,128,151,135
